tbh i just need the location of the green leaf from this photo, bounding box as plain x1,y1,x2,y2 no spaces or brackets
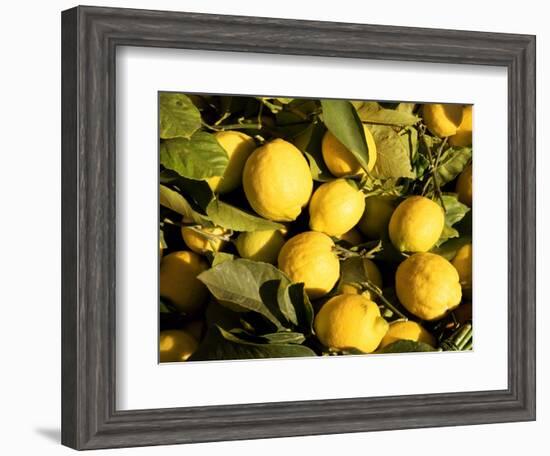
294,122,332,182
159,92,202,139
283,283,314,334
413,152,430,178
261,332,306,344
320,99,371,172
439,225,459,244
159,184,211,225
159,230,167,249
435,146,472,186
357,102,420,127
258,279,297,328
198,259,289,329
268,281,314,333
431,235,472,260
189,325,316,361
206,199,284,232
369,125,415,179
398,126,419,161
161,174,282,232
436,194,470,245
338,257,369,289
167,173,215,210
441,194,470,226
211,252,235,267
376,339,436,354
160,132,229,180
396,103,417,114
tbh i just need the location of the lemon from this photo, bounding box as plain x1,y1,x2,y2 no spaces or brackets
309,179,366,236
207,131,255,194
243,139,313,221
452,243,472,299
395,252,462,321
322,126,377,177
337,228,363,246
456,164,472,207
423,103,463,137
181,225,227,255
338,257,383,299
379,320,436,349
278,231,340,299
159,330,198,362
389,196,444,252
449,105,473,147
159,251,209,314
314,294,389,353
358,196,395,239
235,229,286,264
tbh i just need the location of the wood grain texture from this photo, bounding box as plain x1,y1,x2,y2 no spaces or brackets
61,5,536,450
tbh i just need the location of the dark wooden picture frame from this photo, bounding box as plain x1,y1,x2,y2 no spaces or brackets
61,5,536,450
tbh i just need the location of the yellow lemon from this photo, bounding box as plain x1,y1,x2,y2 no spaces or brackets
207,131,255,194
358,196,396,239
452,243,472,299
338,257,383,299
322,126,377,177
456,164,472,207
309,179,366,236
337,228,364,246
314,294,389,353
449,105,473,147
278,231,340,299
395,253,462,321
243,139,313,221
379,320,436,349
159,251,209,314
235,229,286,264
159,330,198,362
181,225,227,255
423,103,463,137
389,196,445,252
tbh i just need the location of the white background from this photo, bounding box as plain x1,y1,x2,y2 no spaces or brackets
117,48,508,410
0,1,546,455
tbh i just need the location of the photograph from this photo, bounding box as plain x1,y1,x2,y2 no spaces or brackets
49,3,537,451
158,93,473,362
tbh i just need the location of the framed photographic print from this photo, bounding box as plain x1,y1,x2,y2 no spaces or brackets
61,5,536,450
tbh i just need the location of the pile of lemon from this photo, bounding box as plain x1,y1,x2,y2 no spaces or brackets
159,103,473,362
